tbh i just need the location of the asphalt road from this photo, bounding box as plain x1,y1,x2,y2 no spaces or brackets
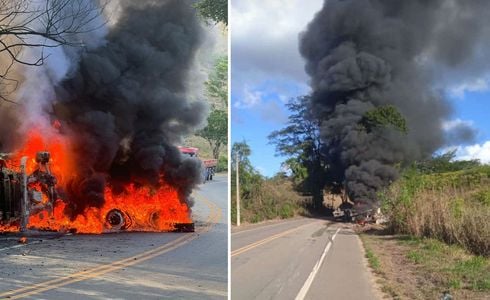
0,174,228,299
231,218,380,300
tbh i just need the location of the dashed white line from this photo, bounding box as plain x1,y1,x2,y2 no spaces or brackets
295,227,341,300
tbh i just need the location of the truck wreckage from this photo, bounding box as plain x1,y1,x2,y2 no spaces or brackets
0,151,194,233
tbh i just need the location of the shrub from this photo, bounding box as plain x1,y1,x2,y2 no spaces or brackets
217,155,227,172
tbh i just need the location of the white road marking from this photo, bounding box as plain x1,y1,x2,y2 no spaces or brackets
295,227,341,300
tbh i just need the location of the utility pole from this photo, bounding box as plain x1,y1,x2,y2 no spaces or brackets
236,151,240,226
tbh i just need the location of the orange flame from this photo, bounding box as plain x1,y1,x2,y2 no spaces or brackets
1,127,191,233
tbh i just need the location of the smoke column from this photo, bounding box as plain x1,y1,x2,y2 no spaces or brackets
0,0,208,216
53,0,206,215
300,0,490,206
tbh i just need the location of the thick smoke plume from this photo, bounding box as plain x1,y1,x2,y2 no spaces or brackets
300,0,490,206
1,0,208,216
54,0,206,214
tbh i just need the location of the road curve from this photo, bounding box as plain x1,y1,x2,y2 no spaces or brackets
0,174,228,299
231,218,379,300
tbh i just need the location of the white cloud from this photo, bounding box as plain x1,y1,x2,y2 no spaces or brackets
231,0,323,81
449,77,490,99
442,118,474,131
234,86,263,108
231,0,322,110
455,141,490,164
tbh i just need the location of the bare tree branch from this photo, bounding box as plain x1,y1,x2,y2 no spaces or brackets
0,0,106,102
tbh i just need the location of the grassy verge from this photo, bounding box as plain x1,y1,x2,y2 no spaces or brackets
360,229,490,299
365,246,381,273
381,166,490,256
399,236,490,291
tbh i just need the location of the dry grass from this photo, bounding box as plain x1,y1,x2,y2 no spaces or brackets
360,230,490,299
232,178,309,224
382,166,490,256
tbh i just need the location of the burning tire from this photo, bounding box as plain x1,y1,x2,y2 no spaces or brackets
148,211,160,229
105,209,132,231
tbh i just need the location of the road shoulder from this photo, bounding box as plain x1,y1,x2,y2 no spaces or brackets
305,225,383,300
358,225,490,300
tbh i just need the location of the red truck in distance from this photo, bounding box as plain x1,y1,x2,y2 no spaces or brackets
178,146,217,182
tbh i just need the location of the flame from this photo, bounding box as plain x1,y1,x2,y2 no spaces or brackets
1,127,191,233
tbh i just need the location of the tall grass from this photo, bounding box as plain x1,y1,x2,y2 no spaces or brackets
381,166,490,256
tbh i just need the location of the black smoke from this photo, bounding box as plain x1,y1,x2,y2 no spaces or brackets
53,0,206,215
299,0,489,206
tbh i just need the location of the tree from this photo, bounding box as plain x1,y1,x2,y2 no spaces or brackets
232,141,251,170
194,0,227,26
0,0,104,102
205,56,227,110
195,55,228,159
269,96,329,208
414,150,480,174
197,109,227,159
231,141,263,205
359,105,408,134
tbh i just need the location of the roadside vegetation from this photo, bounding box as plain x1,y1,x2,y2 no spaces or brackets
357,152,490,299
381,152,490,256
184,2,228,172
231,142,309,224
361,232,490,299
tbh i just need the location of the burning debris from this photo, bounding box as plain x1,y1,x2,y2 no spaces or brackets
299,0,490,207
0,0,209,233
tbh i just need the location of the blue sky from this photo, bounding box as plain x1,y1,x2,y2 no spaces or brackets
231,0,490,177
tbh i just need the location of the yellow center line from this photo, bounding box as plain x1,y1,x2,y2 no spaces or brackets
194,192,222,228
231,222,316,257
1,192,220,299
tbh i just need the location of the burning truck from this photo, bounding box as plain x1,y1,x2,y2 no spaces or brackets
0,130,196,234
0,1,210,234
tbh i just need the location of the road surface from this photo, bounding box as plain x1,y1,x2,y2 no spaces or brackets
0,174,227,299
231,218,380,300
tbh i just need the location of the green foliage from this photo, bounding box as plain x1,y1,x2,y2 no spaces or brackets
451,256,489,290
450,197,465,219
359,105,408,134
197,109,227,159
365,247,381,272
407,250,424,264
382,166,490,256
230,141,307,224
269,96,329,207
194,0,228,25
279,203,294,219
205,56,228,110
415,150,480,174
195,55,228,160
217,155,227,172
231,141,263,222
473,188,490,206
396,237,490,291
